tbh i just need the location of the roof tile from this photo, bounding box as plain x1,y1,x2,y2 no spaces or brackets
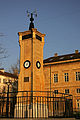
43,53,80,63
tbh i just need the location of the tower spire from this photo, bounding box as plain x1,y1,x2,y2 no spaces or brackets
29,13,34,30
27,10,37,30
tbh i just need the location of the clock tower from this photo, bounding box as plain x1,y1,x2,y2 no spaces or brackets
18,13,45,96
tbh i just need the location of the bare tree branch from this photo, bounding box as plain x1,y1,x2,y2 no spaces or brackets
0,43,8,66
8,59,19,75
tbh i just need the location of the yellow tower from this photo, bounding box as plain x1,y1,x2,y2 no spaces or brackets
18,13,45,95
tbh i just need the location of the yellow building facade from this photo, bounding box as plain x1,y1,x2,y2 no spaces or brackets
18,13,80,112
43,50,80,111
0,68,18,93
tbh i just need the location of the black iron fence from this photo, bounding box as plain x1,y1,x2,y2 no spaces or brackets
73,108,80,118
0,91,73,118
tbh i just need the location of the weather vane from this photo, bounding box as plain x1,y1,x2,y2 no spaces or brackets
27,10,37,30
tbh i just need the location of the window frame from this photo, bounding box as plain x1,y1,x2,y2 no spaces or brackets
65,89,69,94
3,79,6,84
77,88,80,93
54,73,58,83
54,90,58,94
76,72,80,81
64,73,69,82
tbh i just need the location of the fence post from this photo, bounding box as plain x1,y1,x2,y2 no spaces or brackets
6,84,9,118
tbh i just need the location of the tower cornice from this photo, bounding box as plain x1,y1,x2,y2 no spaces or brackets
18,29,45,40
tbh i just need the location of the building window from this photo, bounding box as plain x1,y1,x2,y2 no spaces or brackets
77,88,80,93
77,103,79,108
54,90,58,94
76,100,80,109
0,78,1,83
54,74,58,83
64,73,69,82
3,79,6,84
65,89,69,94
76,72,80,81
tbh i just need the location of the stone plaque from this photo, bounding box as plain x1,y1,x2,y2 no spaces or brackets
24,77,29,82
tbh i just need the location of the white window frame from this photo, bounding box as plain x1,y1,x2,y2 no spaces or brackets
54,73,58,83
76,72,80,81
64,73,69,82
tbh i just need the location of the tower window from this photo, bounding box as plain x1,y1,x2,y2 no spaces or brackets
36,35,42,41
76,72,80,81
54,74,58,83
64,73,69,82
22,34,32,40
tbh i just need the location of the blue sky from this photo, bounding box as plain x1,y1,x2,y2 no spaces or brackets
0,0,80,71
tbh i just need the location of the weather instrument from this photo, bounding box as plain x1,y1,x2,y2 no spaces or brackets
26,10,37,30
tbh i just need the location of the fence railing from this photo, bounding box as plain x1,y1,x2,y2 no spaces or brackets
0,91,73,118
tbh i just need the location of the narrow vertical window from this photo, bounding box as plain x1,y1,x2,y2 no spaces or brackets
54,74,58,83
54,90,58,94
77,100,80,109
77,88,80,93
65,89,69,94
76,72,80,81
77,103,79,109
64,73,69,82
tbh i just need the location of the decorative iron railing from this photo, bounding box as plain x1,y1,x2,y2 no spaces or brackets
0,91,73,118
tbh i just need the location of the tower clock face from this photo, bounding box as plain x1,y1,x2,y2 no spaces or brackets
24,60,30,69
36,61,41,69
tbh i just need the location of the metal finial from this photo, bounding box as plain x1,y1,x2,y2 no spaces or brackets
27,10,37,30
